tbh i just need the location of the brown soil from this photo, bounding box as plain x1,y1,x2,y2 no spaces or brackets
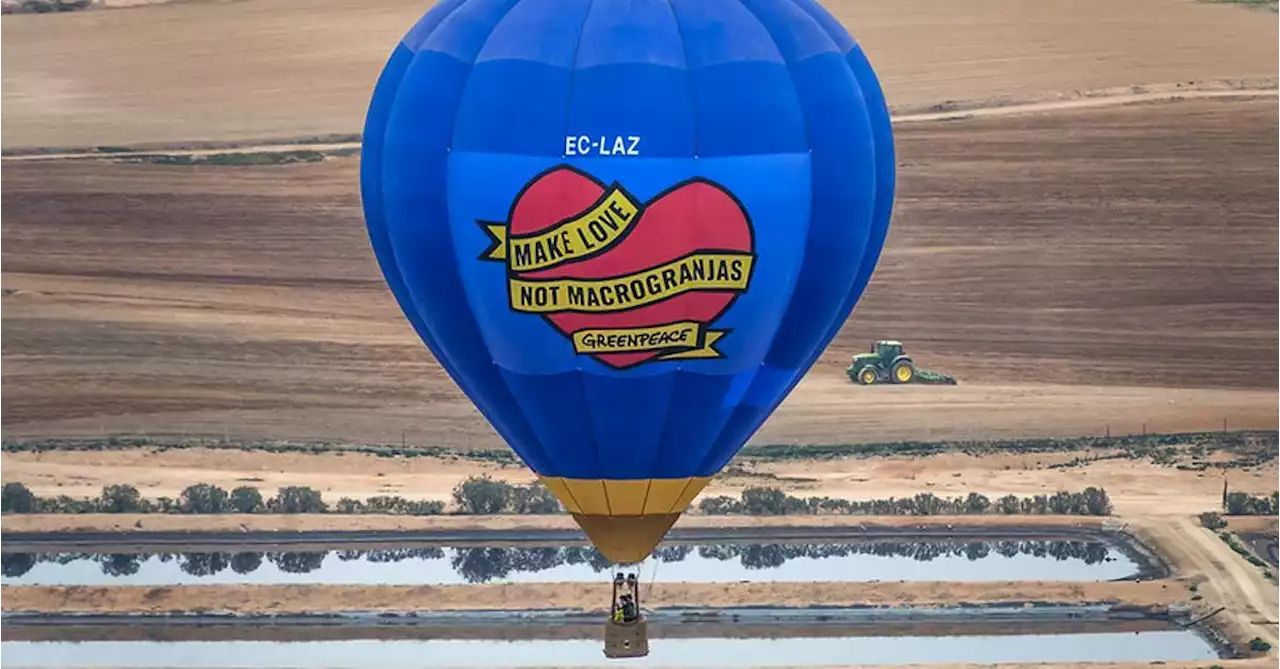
2,98,1276,448
0,580,1182,614
2,0,1276,149
2,443,1276,519
1136,516,1279,651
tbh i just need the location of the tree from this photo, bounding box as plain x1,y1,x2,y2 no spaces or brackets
452,476,513,514
741,487,788,515
1047,491,1075,514
511,484,561,514
179,484,229,514
1080,487,1112,516
963,492,991,514
270,486,326,513
98,484,147,513
229,486,264,514
996,494,1021,515
2,482,36,513
913,493,944,516
1225,492,1252,515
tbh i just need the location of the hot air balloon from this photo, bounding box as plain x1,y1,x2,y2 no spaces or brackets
361,0,894,568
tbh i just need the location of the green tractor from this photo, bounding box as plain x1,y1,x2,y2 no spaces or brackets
846,340,956,386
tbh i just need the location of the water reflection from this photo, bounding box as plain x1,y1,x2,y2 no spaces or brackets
1,539,1131,586
0,632,1220,667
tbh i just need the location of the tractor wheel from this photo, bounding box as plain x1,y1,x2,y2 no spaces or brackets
858,368,877,385
891,360,915,384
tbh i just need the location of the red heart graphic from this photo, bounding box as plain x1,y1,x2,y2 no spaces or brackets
508,167,752,368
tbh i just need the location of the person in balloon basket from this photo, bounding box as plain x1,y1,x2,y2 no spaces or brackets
617,594,638,624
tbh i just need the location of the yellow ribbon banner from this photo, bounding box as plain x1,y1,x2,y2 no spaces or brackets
571,321,728,360
480,186,642,272
508,252,753,314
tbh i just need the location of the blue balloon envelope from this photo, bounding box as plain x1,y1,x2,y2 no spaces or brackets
361,0,894,563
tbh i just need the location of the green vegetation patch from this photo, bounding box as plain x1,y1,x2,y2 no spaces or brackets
698,485,1112,517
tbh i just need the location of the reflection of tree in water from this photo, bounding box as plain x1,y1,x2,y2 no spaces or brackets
451,547,513,584
652,545,692,562
180,552,230,577
509,547,562,572
98,554,143,577
267,552,326,574
12,539,1120,582
231,552,263,575
2,553,36,578
561,547,612,572
739,544,787,570
364,548,445,563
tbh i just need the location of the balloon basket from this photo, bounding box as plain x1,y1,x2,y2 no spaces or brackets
603,617,649,659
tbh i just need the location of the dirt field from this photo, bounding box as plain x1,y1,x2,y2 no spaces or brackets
2,0,1276,149
3,97,1276,448
0,579,1183,614
2,443,1276,518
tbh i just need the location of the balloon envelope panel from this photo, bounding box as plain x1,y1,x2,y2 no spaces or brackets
361,0,893,562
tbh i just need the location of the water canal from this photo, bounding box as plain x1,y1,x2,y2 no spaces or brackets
1,539,1140,586
0,631,1219,667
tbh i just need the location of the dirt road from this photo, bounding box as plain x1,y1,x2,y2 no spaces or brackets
1140,516,1279,651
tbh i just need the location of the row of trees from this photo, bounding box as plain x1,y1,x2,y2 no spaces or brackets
3,480,1114,517
698,486,1113,516
0,477,559,516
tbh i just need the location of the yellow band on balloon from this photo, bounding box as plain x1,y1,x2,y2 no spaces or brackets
480,185,642,272
538,476,711,516
508,252,753,314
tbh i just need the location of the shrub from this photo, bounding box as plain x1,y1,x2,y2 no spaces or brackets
229,486,264,514
452,476,513,514
698,495,743,515
179,484,229,514
335,498,365,514
405,500,445,516
270,486,326,514
98,484,148,513
1,482,36,513
1199,511,1227,530
153,496,179,514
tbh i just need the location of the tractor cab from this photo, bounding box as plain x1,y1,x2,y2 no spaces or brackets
603,572,649,659
874,340,904,359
